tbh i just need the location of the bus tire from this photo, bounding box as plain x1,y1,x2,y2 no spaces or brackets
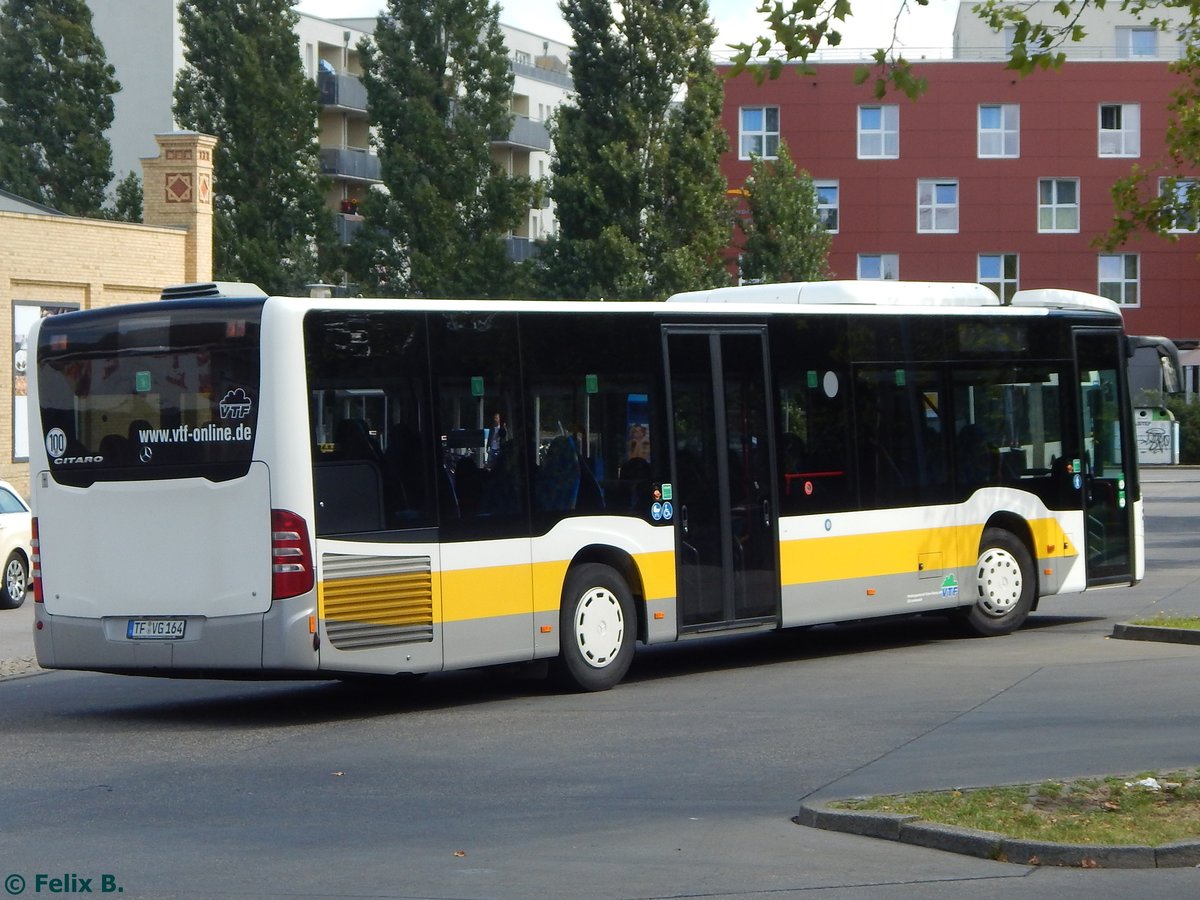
0,550,26,609
555,563,635,692
964,528,1035,637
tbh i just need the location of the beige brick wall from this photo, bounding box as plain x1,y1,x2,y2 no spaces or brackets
0,214,195,496
0,132,216,497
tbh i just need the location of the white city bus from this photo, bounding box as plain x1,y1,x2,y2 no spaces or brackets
27,280,1173,690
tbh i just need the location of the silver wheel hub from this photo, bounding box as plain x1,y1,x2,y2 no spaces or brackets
975,547,1022,618
6,559,24,601
573,586,625,669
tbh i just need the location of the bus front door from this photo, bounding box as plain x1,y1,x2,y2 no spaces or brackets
664,327,780,630
1074,328,1136,585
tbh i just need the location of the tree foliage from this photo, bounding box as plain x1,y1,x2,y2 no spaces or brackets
0,0,119,216
1101,13,1200,248
737,142,831,284
728,0,930,98
544,0,731,300
98,171,143,223
350,0,531,299
174,0,332,294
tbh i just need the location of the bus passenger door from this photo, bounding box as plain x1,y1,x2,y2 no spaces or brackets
664,327,780,630
1074,329,1135,584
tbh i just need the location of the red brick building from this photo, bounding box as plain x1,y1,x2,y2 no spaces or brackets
721,59,1200,344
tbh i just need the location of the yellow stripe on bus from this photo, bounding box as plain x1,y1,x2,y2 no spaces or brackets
780,518,1076,587
320,550,679,625
318,523,1074,625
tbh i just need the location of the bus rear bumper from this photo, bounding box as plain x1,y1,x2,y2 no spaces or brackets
33,605,319,676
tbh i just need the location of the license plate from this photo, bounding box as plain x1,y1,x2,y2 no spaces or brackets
127,618,186,640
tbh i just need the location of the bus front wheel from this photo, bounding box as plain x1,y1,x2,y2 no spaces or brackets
964,528,1035,637
555,563,635,692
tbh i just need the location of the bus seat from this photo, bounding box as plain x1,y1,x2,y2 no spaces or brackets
314,460,384,534
98,433,132,466
575,455,605,510
482,441,524,515
334,418,383,465
128,419,152,446
453,456,483,515
535,435,580,511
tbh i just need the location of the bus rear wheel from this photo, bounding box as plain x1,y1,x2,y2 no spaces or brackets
555,563,635,692
964,528,1035,637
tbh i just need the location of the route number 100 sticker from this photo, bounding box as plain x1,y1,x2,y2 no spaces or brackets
46,428,67,458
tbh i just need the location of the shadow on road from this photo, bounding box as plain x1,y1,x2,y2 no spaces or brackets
36,612,1106,729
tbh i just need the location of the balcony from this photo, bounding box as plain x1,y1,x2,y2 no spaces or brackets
319,147,381,183
506,237,541,262
318,71,369,113
335,212,364,245
495,116,551,152
510,59,573,90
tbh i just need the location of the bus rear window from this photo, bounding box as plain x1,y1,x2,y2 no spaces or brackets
36,302,263,486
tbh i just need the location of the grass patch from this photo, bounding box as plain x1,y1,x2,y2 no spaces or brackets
833,771,1200,846
1129,613,1200,630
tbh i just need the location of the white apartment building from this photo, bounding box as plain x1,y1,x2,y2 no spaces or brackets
85,2,571,252
953,0,1192,59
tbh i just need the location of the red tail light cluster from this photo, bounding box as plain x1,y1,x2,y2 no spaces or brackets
31,517,42,603
271,509,314,600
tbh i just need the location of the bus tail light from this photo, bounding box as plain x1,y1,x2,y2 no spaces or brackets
271,509,314,600
31,517,42,603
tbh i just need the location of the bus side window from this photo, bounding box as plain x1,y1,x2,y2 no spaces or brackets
431,312,528,536
521,312,658,523
304,310,435,535
775,381,853,515
854,367,950,509
951,365,1070,504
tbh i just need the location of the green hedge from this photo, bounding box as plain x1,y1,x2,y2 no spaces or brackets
1166,396,1200,464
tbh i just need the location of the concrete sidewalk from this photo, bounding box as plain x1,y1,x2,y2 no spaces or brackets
0,599,38,677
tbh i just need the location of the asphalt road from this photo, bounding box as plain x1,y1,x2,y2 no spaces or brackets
1,470,1199,899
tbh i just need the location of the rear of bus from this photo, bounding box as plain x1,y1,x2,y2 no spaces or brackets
28,295,316,676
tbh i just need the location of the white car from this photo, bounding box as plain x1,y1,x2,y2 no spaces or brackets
0,481,32,609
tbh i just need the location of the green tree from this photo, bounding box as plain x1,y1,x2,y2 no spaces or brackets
99,171,143,223
174,0,332,294
350,0,531,298
0,0,119,216
544,0,731,300
737,142,831,284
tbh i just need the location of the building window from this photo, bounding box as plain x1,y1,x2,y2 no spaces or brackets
1160,177,1198,233
514,50,532,66
1038,178,1079,232
978,104,1019,158
918,179,959,233
14,302,78,461
1117,26,1158,57
858,105,899,159
978,254,1019,303
1099,104,1140,157
815,180,839,232
740,106,779,159
1098,254,1139,305
858,254,899,280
